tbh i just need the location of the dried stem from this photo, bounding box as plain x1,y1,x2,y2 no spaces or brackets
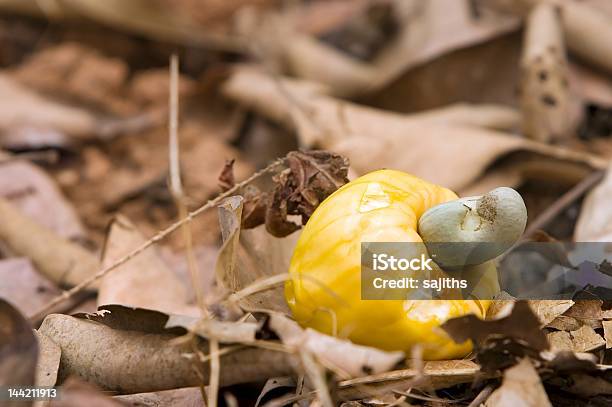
29,157,286,322
167,54,206,314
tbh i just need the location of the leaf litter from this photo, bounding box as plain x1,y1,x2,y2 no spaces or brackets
0,1,612,405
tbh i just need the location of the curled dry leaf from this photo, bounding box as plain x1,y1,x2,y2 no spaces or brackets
215,196,299,313
38,312,296,394
0,299,37,407
441,301,548,352
267,312,404,378
219,150,349,237
34,330,61,387
223,67,605,192
265,150,349,237
484,358,552,407
0,197,99,288
97,215,197,316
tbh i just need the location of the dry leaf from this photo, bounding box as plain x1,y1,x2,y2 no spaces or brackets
575,163,612,241
258,0,518,97
268,312,404,378
569,325,605,352
223,67,604,191
0,299,37,407
441,301,548,352
0,156,86,240
0,197,99,287
34,331,61,387
0,258,61,318
0,74,96,142
546,331,573,352
215,196,299,313
12,42,133,116
38,313,295,393
98,215,197,316
485,358,551,407
528,300,575,326
604,320,612,349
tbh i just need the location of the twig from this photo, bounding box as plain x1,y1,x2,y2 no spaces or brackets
208,339,220,407
29,157,286,322
467,383,495,407
167,54,206,314
521,169,605,239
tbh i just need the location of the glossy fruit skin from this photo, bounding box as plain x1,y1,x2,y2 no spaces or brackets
285,169,493,359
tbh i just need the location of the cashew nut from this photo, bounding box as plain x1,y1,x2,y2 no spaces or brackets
417,187,527,268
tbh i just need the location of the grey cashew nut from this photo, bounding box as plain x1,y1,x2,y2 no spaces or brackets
417,187,527,268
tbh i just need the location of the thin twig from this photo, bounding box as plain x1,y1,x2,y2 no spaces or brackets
208,339,220,407
521,170,605,240
29,157,286,322
167,54,206,314
467,383,496,407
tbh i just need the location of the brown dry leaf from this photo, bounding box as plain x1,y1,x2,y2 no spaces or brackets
265,150,349,236
0,258,61,318
441,301,549,351
12,42,134,116
604,320,612,349
268,312,404,378
223,67,605,192
0,0,268,48
0,299,37,407
546,315,582,332
38,313,295,393
485,358,552,407
49,377,125,407
34,330,61,387
0,74,97,144
215,196,299,313
547,331,573,352
115,387,204,407
575,163,612,241
256,0,518,98
0,155,86,240
528,300,575,326
569,325,605,352
129,68,198,107
563,300,603,330
181,135,255,204
0,197,99,287
97,215,198,316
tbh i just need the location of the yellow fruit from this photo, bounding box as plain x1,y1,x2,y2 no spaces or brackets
285,169,492,360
